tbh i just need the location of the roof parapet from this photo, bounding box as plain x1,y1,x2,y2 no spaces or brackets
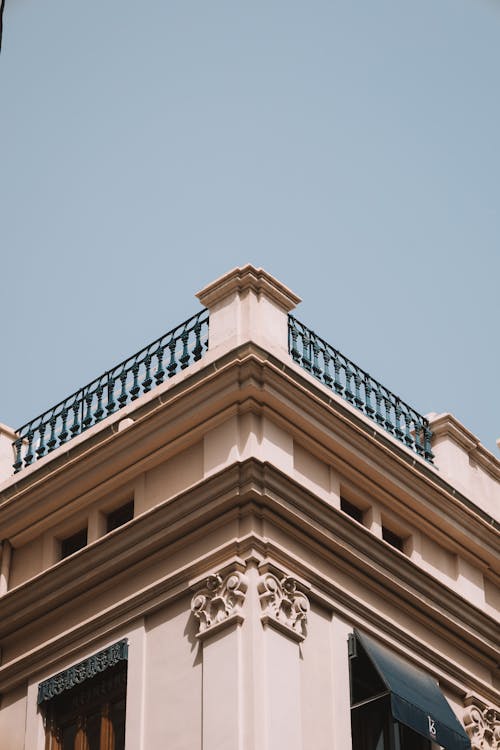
428,413,500,521
197,265,301,357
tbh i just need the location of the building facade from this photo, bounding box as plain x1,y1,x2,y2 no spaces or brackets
0,265,498,750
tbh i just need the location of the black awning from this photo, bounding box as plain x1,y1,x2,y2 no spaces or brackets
351,631,471,750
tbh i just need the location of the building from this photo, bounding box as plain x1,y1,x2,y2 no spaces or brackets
0,265,498,750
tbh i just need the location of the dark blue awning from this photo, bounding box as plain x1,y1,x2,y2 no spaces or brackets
353,631,471,750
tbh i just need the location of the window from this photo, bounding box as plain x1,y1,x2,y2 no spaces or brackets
106,501,134,533
60,529,87,559
341,497,364,524
381,526,404,552
350,644,427,750
348,631,470,750
39,641,127,750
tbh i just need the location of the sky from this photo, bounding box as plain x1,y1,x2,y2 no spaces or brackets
1,0,499,457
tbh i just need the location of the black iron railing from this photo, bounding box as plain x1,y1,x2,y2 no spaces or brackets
288,315,433,462
13,310,209,473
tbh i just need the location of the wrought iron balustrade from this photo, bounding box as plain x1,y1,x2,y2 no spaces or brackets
13,310,209,473
288,316,434,462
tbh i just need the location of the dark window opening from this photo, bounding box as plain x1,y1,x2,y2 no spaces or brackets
349,635,386,706
341,498,364,524
382,527,405,552
44,662,126,750
106,501,134,533
349,631,471,750
350,636,431,750
61,529,88,559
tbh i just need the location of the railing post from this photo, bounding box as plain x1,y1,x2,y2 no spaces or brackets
197,265,301,359
0,423,17,482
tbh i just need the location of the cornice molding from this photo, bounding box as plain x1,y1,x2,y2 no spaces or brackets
429,413,500,482
1,460,497,650
0,461,497,672
196,264,301,312
0,527,498,706
1,344,497,550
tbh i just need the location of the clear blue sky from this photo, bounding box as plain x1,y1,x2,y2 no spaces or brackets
1,0,499,454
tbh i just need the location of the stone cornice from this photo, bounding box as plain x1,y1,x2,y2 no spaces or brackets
0,532,497,707
0,344,497,558
196,264,301,312
0,460,497,688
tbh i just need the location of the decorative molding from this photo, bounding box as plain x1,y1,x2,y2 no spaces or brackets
196,264,301,313
191,570,248,639
37,639,128,704
429,413,500,480
464,700,500,750
258,572,310,642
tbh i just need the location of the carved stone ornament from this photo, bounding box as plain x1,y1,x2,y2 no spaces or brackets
258,573,310,642
37,639,128,705
464,703,500,750
191,571,248,638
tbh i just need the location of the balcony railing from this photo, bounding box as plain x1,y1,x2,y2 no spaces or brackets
13,310,209,473
288,315,434,462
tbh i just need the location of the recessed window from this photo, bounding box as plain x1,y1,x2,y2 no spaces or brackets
348,631,470,750
341,498,364,524
382,526,404,552
60,529,87,559
41,643,127,750
106,501,134,533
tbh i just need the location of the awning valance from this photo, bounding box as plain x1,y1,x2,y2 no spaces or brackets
350,631,471,750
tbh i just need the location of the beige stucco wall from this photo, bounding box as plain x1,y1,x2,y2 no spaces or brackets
0,687,27,750
9,536,43,589
144,597,202,749
300,603,336,750
140,441,203,513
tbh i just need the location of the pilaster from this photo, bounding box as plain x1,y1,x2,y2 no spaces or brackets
191,568,249,750
0,423,16,484
197,265,301,359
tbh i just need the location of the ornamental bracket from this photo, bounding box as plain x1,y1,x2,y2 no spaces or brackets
258,572,310,642
464,697,500,750
191,570,248,640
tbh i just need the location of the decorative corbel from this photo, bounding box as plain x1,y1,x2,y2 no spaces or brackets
191,570,248,640
258,572,310,642
464,697,500,750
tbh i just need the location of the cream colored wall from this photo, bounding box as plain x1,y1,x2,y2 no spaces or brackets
9,536,43,589
484,576,500,619
140,441,203,513
293,442,340,508
144,596,202,749
300,604,336,750
0,686,27,750
0,592,484,750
